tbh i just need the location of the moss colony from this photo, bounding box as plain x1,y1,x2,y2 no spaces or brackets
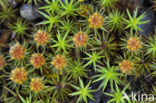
0,0,156,103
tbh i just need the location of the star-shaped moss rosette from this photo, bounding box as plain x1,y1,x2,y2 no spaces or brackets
0,7,16,23
8,18,30,38
133,52,152,76
83,51,103,71
106,10,124,33
50,31,72,53
37,10,60,32
93,60,123,92
70,78,96,103
59,0,80,18
59,20,75,33
91,32,117,59
69,59,88,83
46,76,72,101
145,34,156,59
123,7,150,33
105,83,131,103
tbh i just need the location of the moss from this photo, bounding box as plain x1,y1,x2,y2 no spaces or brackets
0,0,155,103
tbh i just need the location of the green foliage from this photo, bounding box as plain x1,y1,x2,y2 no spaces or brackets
145,34,156,58
123,7,150,33
59,0,80,18
106,10,124,33
50,31,72,53
8,18,30,38
78,0,84,2
19,94,43,103
37,10,60,31
0,7,16,23
97,0,119,9
93,61,123,92
39,0,60,14
83,51,103,70
59,19,74,32
105,83,131,103
133,52,152,76
69,59,88,83
70,78,96,103
150,62,156,77
152,85,156,96
24,0,42,5
0,0,8,8
46,76,71,101
91,32,117,59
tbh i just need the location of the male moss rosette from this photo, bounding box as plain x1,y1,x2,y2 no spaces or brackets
10,67,28,84
88,12,105,29
30,78,44,93
9,42,26,60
